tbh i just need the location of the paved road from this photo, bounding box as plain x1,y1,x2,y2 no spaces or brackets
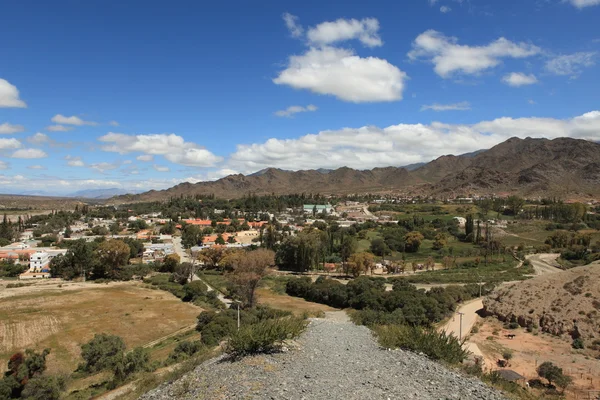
526,253,563,275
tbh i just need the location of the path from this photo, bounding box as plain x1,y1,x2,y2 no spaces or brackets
441,299,486,361
141,311,505,400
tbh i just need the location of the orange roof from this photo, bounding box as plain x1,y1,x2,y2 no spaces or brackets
202,234,233,244
248,221,268,228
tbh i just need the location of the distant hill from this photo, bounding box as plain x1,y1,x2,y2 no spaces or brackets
69,188,137,199
111,137,600,202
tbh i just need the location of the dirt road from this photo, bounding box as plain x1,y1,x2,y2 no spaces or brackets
526,253,562,275
441,299,485,361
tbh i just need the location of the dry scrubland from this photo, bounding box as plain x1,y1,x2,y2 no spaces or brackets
0,282,201,374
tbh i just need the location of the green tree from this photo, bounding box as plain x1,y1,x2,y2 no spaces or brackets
182,224,202,249
215,234,226,245
159,221,176,235
348,252,375,277
537,361,563,386
79,334,126,373
21,375,66,400
1,349,50,398
370,238,390,261
506,195,525,216
96,239,130,279
432,233,447,250
404,231,424,253
109,222,121,235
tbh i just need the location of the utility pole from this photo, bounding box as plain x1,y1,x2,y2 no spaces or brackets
457,311,465,341
237,302,240,331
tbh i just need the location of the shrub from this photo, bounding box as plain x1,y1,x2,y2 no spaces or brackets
79,334,126,373
226,317,306,357
572,338,585,349
20,375,66,400
167,341,205,364
507,322,519,329
374,325,468,364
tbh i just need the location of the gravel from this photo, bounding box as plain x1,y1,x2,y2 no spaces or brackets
140,311,506,400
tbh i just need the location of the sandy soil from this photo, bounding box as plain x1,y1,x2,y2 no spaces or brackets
471,318,600,399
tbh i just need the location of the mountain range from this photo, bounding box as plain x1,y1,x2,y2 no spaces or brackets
112,137,600,202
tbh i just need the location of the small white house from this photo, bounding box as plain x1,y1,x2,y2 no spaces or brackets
453,216,467,227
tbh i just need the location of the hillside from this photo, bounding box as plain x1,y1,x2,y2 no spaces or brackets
109,137,600,202
483,261,600,339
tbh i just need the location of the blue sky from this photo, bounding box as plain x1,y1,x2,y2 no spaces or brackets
1,0,599,195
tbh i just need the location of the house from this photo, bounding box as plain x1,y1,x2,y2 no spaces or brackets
19,251,53,279
303,204,334,215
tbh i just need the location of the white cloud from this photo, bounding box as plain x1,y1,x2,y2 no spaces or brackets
282,13,303,38
90,162,119,173
440,6,452,13
51,114,98,126
0,138,22,150
226,110,600,172
274,104,318,118
27,165,46,170
46,125,74,132
136,154,154,162
27,132,51,145
502,72,538,86
108,120,119,127
420,101,471,111
545,52,596,76
0,79,27,108
65,155,85,167
274,46,407,102
0,123,25,134
153,164,170,172
11,148,47,159
528,99,536,105
569,0,600,8
99,133,223,167
408,30,541,77
0,161,8,170
307,17,383,48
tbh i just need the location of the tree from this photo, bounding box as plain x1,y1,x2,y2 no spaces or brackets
160,253,180,273
506,195,525,216
159,221,176,235
347,252,374,277
404,231,424,253
537,361,563,386
1,348,50,398
339,235,357,266
111,347,150,387
370,238,390,261
465,214,474,238
425,256,435,271
432,233,447,250
96,240,130,279
199,247,226,269
554,373,573,393
80,334,126,373
173,262,194,284
20,375,66,400
227,235,237,244
228,248,275,307
181,224,202,249
215,234,226,245
63,225,72,238
109,222,121,235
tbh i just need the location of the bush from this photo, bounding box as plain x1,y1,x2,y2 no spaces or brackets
79,334,126,373
374,325,469,364
20,375,66,400
572,338,585,349
226,317,306,357
167,341,205,364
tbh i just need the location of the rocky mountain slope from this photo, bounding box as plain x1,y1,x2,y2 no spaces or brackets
111,137,600,202
141,312,505,400
483,261,600,339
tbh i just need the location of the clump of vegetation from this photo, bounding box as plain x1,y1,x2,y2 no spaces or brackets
166,341,206,364
144,273,223,309
226,317,306,357
374,325,468,364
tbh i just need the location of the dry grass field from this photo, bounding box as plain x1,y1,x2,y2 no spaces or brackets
255,288,335,316
0,282,202,374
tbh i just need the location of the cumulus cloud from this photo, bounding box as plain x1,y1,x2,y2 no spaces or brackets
108,120,119,127
65,155,85,167
274,46,407,102
274,104,318,117
27,165,46,170
0,123,25,134
90,162,120,173
502,72,538,86
98,133,223,167
27,133,51,145
569,0,600,8
0,161,8,170
545,52,596,77
51,114,98,126
283,13,303,38
307,17,382,47
153,164,170,172
420,101,471,111
46,125,74,132
0,138,22,150
226,110,600,172
440,6,452,13
0,79,27,108
136,154,154,162
11,148,47,159
408,30,541,77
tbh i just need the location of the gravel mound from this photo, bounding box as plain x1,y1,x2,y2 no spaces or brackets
141,311,505,400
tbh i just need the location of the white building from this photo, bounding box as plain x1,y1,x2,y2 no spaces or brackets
19,251,52,279
453,217,467,227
